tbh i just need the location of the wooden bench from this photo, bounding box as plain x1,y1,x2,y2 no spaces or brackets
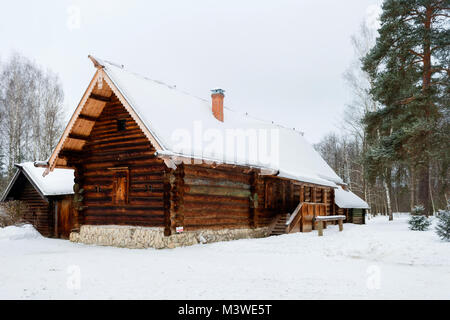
314,215,346,236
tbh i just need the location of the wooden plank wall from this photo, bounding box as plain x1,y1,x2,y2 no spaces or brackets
12,175,53,236
77,96,167,227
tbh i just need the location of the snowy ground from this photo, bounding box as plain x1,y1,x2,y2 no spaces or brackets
0,215,448,300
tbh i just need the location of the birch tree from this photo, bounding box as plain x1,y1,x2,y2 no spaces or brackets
0,53,64,182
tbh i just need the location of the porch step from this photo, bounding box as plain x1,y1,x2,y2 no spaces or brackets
270,213,290,236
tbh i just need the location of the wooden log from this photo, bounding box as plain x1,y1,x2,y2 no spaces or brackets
89,93,112,102
186,185,251,198
78,113,98,122
163,169,172,236
249,171,257,228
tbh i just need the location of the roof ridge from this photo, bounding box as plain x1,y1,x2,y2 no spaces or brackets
100,58,305,136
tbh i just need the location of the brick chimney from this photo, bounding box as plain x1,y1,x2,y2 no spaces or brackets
211,88,225,122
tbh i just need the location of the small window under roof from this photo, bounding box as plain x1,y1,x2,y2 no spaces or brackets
117,119,126,131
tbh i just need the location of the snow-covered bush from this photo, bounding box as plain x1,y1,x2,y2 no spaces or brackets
0,201,28,227
435,204,450,241
408,205,431,231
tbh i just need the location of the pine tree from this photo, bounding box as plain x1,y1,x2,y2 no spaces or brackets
409,205,431,230
435,202,450,241
362,0,449,216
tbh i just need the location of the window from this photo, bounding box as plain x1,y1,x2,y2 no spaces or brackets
117,119,126,131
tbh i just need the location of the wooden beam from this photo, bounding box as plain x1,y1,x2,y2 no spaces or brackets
68,133,89,141
249,171,258,228
78,114,98,122
88,55,104,69
89,93,112,103
47,70,102,172
318,220,323,236
59,149,84,159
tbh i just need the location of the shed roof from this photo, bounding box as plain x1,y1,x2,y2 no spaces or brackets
1,162,74,201
334,186,370,209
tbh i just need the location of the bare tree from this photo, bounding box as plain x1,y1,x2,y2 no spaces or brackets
0,53,65,182
315,19,399,218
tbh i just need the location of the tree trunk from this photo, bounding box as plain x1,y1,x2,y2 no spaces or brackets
416,6,433,217
429,170,435,216
383,169,393,221
410,166,415,212
418,164,431,217
394,185,400,213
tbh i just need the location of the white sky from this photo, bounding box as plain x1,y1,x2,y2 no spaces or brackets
0,0,380,144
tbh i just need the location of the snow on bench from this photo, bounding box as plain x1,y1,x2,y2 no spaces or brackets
314,215,346,236
314,215,346,222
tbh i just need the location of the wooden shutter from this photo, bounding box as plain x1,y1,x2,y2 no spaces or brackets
110,168,129,205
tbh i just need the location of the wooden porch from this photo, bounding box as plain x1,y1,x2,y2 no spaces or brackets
268,201,345,236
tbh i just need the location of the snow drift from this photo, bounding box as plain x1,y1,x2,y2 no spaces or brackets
0,224,42,241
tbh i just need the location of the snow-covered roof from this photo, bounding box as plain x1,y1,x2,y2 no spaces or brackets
97,57,343,187
334,186,370,209
1,162,74,201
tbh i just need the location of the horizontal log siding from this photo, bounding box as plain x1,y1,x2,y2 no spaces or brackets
78,97,166,227
182,165,253,230
15,177,53,236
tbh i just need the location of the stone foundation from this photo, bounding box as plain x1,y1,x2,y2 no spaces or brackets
69,225,270,249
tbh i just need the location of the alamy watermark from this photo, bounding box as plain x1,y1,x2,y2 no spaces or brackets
170,121,281,168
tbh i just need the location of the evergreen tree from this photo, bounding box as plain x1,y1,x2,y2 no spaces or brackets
409,205,432,230
362,0,449,216
435,202,450,241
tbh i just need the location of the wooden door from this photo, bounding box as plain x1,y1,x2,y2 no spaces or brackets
57,199,74,238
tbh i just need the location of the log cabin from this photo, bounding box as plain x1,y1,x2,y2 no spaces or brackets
0,162,75,238
36,55,369,248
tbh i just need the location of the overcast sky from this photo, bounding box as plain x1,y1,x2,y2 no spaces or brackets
0,0,381,144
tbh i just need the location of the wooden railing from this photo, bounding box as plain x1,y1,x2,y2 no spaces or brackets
285,202,303,233
286,202,328,233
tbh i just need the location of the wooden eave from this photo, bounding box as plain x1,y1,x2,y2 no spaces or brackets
1,167,49,203
45,65,171,175
0,169,21,202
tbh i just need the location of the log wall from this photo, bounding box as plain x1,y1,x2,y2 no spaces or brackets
182,165,253,230
60,94,337,234
73,96,167,227
10,174,53,236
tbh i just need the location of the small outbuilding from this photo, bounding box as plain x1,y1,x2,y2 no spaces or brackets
334,186,370,224
0,162,75,238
